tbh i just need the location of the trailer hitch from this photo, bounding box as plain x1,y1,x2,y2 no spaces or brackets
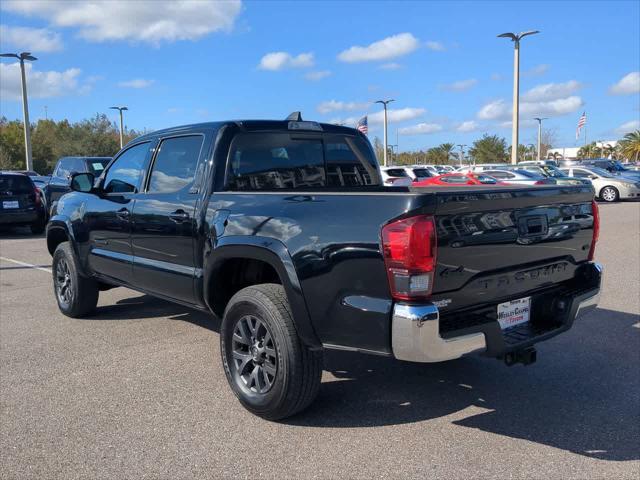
504,347,537,366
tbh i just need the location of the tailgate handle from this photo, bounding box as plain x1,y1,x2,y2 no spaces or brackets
518,215,548,237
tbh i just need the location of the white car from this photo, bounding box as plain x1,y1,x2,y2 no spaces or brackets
379,167,413,186
401,166,433,182
560,166,640,202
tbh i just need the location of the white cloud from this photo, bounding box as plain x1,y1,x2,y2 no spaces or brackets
1,0,241,45
378,62,402,70
338,33,419,63
615,119,640,134
0,25,63,52
425,40,445,51
317,100,370,114
258,51,314,70
479,81,584,121
398,123,443,135
609,72,640,95
523,64,550,77
0,62,88,99
522,80,582,102
117,78,154,88
304,70,331,81
456,120,480,132
330,107,426,127
441,78,478,92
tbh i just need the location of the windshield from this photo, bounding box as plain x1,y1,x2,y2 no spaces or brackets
515,169,544,179
612,160,629,171
589,167,615,178
475,174,498,184
541,165,567,178
86,158,111,174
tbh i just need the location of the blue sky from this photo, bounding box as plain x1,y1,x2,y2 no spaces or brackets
1,0,639,151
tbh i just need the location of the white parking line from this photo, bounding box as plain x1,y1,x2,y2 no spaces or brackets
0,256,52,273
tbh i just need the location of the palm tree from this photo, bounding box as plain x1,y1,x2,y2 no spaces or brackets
438,143,455,164
601,143,616,159
578,142,600,159
619,130,640,162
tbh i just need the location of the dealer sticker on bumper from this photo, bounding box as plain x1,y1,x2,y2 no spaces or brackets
497,297,531,330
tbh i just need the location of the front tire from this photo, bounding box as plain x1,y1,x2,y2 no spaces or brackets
52,242,99,317
600,186,619,202
220,284,322,420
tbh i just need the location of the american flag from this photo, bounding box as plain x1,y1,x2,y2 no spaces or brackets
576,111,587,140
356,116,368,135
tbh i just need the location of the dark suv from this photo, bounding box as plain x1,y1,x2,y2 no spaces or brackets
47,156,111,209
0,172,47,233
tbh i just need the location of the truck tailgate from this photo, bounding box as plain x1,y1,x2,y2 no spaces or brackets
428,185,596,312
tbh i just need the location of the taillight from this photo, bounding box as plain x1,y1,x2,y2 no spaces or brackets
381,215,437,301
534,180,545,185
33,186,41,206
588,200,599,261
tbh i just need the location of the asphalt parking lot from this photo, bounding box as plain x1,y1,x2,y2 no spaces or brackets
1,202,639,479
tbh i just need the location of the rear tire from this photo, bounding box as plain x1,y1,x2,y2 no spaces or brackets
600,186,619,202
52,242,99,317
220,283,322,420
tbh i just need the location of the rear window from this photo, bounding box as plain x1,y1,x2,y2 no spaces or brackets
412,168,431,178
384,169,408,177
226,133,380,190
0,175,33,194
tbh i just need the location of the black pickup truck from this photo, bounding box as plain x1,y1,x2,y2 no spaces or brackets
46,118,602,420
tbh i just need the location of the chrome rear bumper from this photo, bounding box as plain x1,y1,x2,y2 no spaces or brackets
391,303,486,362
391,263,602,363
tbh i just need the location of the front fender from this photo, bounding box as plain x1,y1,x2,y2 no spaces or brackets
203,236,321,349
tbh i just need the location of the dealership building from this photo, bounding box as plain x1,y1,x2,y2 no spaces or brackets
547,140,618,159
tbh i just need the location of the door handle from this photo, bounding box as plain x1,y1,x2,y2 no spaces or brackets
169,209,190,223
116,208,130,221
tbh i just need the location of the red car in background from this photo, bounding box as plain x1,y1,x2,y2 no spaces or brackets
413,172,505,186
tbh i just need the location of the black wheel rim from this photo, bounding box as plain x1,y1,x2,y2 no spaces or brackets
55,258,72,306
231,315,277,394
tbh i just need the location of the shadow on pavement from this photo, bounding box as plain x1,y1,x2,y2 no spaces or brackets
0,226,45,239
81,294,639,461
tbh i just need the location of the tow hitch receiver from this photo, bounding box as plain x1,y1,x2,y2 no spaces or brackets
504,347,537,366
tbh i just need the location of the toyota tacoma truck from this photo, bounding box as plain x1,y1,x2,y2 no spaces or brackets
46,117,602,420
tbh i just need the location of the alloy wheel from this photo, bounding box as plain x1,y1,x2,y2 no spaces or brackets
55,258,72,306
231,315,278,394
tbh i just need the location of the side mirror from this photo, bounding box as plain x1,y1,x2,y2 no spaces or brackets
70,172,95,193
589,175,598,180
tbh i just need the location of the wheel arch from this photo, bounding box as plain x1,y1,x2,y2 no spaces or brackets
599,185,619,200
203,237,321,349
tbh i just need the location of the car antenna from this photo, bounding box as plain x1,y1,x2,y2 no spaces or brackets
285,111,303,121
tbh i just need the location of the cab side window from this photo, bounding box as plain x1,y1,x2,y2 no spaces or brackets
55,158,72,178
572,169,592,178
147,136,203,194
103,142,150,194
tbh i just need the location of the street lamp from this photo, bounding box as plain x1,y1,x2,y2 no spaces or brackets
110,106,129,148
457,144,467,167
0,52,38,171
533,117,547,161
375,99,394,166
498,30,540,164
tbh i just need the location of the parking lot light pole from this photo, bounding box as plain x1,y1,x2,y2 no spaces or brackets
110,106,128,148
1,52,38,171
457,144,467,167
375,99,394,166
533,117,547,161
498,30,540,165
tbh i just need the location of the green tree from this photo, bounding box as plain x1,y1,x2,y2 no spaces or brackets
618,130,640,162
577,142,601,159
469,134,508,163
437,143,455,163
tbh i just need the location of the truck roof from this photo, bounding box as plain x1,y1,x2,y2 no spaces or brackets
130,120,361,146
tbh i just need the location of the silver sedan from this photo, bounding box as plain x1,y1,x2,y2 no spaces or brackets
560,166,640,202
